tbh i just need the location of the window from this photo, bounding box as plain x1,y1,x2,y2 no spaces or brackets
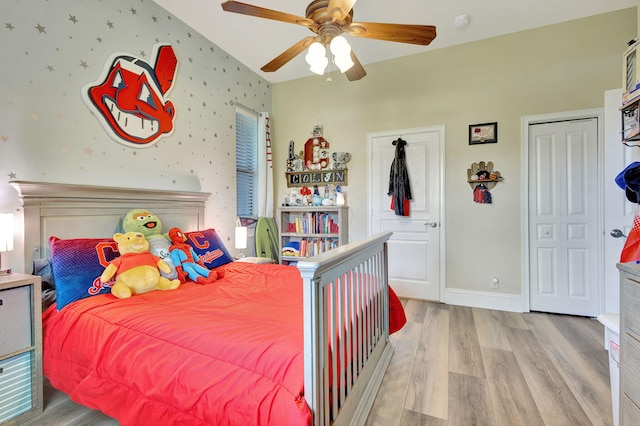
235,107,258,218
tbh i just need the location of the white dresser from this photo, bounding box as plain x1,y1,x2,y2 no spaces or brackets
0,273,43,424
617,262,640,425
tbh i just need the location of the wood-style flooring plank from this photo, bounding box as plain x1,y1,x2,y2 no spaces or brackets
402,298,429,323
448,372,495,425
473,308,513,351
505,326,592,425
448,305,485,377
548,314,605,353
500,310,530,330
405,303,449,420
525,313,613,425
365,319,421,426
400,408,447,426
481,346,544,426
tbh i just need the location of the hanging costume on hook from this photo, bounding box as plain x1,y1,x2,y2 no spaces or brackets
473,184,492,204
388,137,412,216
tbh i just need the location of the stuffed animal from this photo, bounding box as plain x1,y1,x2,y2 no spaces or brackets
101,231,180,299
168,227,225,284
122,209,177,280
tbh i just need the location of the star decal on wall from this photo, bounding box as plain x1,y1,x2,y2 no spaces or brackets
34,23,46,34
130,8,137,15
47,65,54,72
5,23,14,31
85,147,93,155
106,20,114,29
8,172,17,180
1,135,9,143
68,15,79,24
80,60,89,69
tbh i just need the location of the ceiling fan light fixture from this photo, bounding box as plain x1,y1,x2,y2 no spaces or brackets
334,54,354,73
329,35,354,73
329,36,350,56
309,56,328,75
305,41,328,74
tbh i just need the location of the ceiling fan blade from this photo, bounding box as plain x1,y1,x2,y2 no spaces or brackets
344,51,366,81
260,36,317,72
221,1,316,28
326,0,357,21
347,22,437,45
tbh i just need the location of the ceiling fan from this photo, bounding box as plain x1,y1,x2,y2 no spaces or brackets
220,0,437,81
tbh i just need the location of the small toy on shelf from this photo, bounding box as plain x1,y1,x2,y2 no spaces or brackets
332,152,351,169
335,185,345,206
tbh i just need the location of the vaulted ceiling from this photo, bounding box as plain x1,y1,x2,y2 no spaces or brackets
153,0,636,83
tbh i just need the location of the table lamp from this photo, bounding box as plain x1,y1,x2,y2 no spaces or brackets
0,213,14,275
235,224,247,259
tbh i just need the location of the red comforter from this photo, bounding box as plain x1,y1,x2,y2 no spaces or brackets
43,263,406,425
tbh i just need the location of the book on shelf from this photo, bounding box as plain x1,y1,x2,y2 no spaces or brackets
287,212,340,235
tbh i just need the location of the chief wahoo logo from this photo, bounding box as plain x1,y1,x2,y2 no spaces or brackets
82,44,178,148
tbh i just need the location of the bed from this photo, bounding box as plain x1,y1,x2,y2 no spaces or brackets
11,180,402,426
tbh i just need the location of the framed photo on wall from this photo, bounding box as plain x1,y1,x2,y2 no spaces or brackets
469,122,498,145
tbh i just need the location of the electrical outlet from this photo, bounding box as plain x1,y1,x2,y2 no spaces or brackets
490,276,499,288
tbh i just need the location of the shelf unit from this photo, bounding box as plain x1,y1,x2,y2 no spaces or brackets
278,206,348,265
0,273,43,425
621,97,640,144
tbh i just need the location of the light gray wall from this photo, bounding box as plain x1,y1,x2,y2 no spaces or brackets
0,0,271,271
271,9,636,298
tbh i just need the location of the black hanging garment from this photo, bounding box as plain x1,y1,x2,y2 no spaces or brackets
387,138,412,216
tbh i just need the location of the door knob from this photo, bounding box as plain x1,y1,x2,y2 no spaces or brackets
611,229,627,238
425,222,438,228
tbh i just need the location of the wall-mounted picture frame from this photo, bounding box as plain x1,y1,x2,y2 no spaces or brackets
469,122,498,145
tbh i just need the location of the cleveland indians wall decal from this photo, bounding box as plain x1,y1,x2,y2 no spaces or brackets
82,43,178,148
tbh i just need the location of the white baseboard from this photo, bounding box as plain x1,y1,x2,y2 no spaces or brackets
444,288,525,312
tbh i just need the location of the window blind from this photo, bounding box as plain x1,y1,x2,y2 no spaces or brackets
236,107,258,217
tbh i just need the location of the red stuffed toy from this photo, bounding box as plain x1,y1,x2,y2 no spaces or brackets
168,227,224,284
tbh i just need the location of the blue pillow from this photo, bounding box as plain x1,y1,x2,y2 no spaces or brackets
49,236,120,310
184,229,234,269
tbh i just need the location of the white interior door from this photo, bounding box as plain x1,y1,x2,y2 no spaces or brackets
528,118,600,316
368,126,444,301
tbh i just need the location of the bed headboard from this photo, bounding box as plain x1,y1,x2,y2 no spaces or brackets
10,181,210,273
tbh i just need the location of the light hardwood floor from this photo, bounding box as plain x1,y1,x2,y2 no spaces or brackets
366,300,613,426
21,300,613,425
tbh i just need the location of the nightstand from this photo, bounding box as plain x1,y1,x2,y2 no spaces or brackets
0,273,43,424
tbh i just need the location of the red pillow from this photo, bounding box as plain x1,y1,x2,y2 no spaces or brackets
388,286,407,334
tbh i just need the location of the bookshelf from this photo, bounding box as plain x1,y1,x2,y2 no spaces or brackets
278,206,348,265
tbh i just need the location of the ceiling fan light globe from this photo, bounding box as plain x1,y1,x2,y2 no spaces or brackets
330,36,351,56
308,42,326,58
334,54,354,73
305,41,327,68
309,56,328,75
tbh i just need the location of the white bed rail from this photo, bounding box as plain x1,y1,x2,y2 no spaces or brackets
297,232,394,426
